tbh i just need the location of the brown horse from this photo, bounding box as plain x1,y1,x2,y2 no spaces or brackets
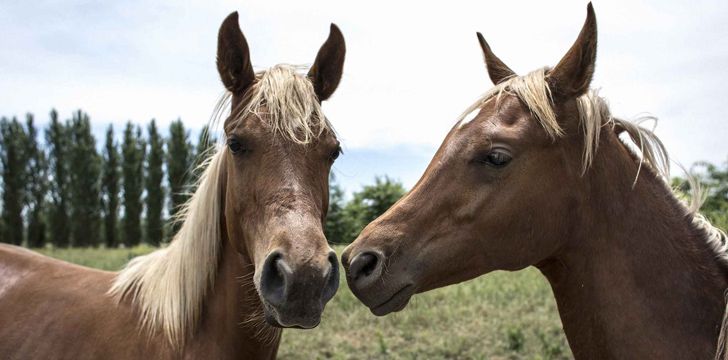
0,12,345,359
343,4,728,359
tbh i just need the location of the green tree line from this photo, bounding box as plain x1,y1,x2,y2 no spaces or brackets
0,109,408,247
0,110,214,247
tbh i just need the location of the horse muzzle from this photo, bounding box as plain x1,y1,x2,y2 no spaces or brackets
342,248,416,316
257,249,339,328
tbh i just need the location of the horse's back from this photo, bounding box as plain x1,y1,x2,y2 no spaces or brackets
0,244,168,359
0,243,113,302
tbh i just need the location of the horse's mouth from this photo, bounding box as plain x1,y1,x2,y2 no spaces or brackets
262,303,322,329
370,284,416,316
265,317,318,329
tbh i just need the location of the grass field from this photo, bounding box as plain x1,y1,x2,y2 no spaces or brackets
38,245,572,359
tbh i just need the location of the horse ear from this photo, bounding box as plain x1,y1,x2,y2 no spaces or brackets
477,33,516,85
216,12,256,95
547,3,597,100
308,24,346,101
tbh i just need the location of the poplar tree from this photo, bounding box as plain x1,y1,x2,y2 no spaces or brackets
68,110,101,247
46,109,70,247
167,119,192,235
122,122,145,247
0,117,28,245
145,120,165,246
101,125,120,247
194,125,217,168
25,114,48,247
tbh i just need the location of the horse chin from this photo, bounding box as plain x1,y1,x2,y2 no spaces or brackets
367,283,417,317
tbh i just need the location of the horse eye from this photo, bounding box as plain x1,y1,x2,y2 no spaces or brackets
480,150,512,168
227,138,247,154
329,146,342,161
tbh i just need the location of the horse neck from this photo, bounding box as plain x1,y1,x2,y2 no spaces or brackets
538,133,728,359
185,222,281,358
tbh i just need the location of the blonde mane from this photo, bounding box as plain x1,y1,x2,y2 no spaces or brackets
109,64,331,348
230,64,333,144
458,68,671,177
109,148,225,347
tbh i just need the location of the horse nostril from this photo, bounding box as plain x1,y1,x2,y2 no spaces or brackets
260,251,290,307
322,252,340,302
348,251,383,285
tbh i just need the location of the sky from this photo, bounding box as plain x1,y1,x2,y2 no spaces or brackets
1,0,727,193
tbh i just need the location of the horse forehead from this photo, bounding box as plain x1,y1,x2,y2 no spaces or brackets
228,110,336,144
263,135,332,177
225,109,268,134
482,95,532,126
457,96,538,143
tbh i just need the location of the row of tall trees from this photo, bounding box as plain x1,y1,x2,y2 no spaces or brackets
0,109,408,247
0,110,215,247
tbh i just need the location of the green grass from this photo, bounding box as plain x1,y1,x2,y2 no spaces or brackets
38,245,572,359
37,245,157,271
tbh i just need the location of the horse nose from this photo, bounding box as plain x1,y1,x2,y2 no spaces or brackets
259,249,340,328
322,251,340,303
260,250,291,307
346,250,384,290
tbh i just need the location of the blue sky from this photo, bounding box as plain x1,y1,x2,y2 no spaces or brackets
1,0,727,194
